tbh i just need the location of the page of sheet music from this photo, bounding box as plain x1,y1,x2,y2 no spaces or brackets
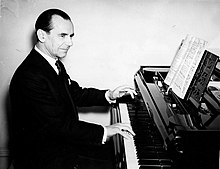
164,35,193,85
170,37,208,99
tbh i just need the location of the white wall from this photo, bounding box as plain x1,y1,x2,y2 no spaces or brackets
1,0,220,167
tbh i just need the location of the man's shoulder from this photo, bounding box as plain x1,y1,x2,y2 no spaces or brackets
14,50,52,78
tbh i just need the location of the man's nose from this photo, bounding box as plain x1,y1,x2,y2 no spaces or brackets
66,37,73,46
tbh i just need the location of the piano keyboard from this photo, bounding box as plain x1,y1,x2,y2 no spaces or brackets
120,103,139,169
119,95,173,169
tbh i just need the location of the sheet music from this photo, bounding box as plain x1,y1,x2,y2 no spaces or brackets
164,35,192,86
143,67,170,72
165,35,208,99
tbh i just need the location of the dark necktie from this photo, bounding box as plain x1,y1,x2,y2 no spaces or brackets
55,59,70,83
55,59,78,119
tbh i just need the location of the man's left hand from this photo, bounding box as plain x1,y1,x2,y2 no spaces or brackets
108,85,137,101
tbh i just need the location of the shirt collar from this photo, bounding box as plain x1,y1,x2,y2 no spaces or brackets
34,45,59,74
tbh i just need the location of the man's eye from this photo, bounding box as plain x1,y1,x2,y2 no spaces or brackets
59,34,66,38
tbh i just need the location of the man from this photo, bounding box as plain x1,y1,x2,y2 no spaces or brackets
9,8,136,169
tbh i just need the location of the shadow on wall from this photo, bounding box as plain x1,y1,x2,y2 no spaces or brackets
31,30,38,48
3,30,37,168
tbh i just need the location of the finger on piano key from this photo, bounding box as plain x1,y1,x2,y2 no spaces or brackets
121,129,135,137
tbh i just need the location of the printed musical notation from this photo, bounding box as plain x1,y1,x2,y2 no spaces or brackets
164,34,208,99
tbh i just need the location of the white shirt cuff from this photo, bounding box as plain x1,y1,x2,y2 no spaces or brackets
105,90,116,104
102,125,107,144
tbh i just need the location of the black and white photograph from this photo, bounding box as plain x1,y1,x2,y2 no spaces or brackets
0,0,220,169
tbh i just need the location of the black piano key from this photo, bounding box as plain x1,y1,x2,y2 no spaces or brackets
135,146,165,153
137,152,170,160
139,158,173,165
139,165,172,169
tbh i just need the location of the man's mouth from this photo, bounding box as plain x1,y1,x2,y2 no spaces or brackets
61,49,68,52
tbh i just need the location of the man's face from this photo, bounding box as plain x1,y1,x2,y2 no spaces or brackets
44,15,74,59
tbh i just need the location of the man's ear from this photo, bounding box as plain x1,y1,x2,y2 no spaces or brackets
36,29,46,42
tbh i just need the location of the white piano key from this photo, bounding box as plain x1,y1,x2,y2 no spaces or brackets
119,104,139,169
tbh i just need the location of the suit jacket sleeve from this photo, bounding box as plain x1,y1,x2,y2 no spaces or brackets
69,79,110,107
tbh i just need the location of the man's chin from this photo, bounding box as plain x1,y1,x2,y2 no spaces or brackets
57,54,67,59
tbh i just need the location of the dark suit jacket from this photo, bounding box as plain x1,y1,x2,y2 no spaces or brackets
9,49,110,168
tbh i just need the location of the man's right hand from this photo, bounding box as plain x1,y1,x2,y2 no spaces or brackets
106,123,135,140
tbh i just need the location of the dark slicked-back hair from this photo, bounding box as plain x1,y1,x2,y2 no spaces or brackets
35,8,71,33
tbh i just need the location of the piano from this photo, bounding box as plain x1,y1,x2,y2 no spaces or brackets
111,65,220,169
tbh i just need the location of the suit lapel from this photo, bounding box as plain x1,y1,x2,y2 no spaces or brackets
29,49,78,119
